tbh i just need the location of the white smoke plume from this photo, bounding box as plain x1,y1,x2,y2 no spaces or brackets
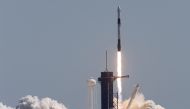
0,103,14,109
122,93,165,109
0,94,165,109
0,95,67,109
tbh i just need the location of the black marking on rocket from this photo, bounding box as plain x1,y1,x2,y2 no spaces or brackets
117,39,121,51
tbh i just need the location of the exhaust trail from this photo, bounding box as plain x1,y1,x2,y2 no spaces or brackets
117,6,122,100
117,51,122,99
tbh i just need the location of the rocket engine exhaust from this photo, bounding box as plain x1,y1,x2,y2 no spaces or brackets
117,51,122,100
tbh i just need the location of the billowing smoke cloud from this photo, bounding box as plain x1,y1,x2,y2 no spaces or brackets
0,94,165,109
0,103,14,109
0,95,67,109
122,93,165,109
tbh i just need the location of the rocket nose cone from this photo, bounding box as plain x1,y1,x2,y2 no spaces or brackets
118,6,120,11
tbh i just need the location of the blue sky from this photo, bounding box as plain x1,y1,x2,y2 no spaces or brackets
0,0,190,109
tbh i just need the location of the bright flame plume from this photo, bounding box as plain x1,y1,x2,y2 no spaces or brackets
117,51,122,100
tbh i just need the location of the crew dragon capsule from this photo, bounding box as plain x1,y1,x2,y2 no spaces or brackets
117,6,121,51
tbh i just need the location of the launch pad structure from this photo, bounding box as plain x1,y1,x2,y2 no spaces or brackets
98,72,129,109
